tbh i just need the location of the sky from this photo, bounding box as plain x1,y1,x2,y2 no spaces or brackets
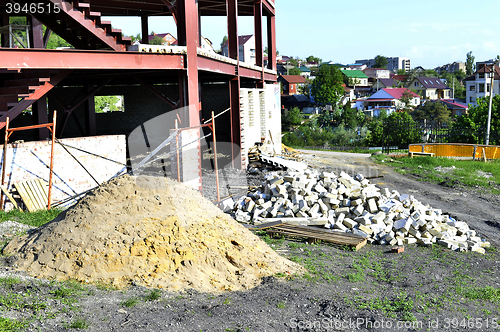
104,0,500,69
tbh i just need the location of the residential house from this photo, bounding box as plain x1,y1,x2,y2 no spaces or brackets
341,70,369,86
372,78,398,91
145,32,177,45
363,88,420,117
363,68,390,79
282,94,310,111
407,77,452,100
278,75,308,95
299,65,311,78
341,70,370,97
463,63,500,106
438,99,468,116
221,34,256,65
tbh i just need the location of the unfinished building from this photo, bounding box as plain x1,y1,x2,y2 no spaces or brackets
0,0,279,205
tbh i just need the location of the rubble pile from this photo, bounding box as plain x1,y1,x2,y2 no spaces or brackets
224,169,490,254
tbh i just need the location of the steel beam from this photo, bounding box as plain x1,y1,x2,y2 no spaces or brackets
197,56,237,75
238,66,262,80
28,17,44,49
141,15,149,44
83,84,96,136
253,1,263,68
226,0,239,61
229,77,241,169
0,49,185,70
33,97,49,140
267,14,276,71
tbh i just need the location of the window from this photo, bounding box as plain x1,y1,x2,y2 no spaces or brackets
470,96,474,102
429,80,433,84
470,85,475,91
487,84,490,92
479,73,485,79
414,82,418,87
479,84,485,93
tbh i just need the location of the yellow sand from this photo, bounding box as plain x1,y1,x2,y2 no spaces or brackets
4,175,301,292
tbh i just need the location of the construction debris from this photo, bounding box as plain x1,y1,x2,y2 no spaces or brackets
248,143,311,172
225,168,490,254
3,175,302,292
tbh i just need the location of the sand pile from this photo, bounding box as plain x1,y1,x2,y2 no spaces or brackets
4,175,302,292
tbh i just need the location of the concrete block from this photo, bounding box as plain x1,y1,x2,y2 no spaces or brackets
333,222,348,231
352,228,369,238
394,218,411,232
372,211,386,224
221,198,234,213
471,246,486,254
358,224,373,235
353,204,364,217
404,237,417,245
343,218,357,229
367,198,378,213
336,207,350,215
480,241,491,248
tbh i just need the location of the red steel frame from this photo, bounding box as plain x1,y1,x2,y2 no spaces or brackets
0,112,57,210
0,0,277,191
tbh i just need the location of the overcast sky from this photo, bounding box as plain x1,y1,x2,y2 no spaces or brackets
105,0,500,69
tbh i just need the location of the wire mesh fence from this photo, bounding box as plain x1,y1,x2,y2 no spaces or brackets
382,120,500,153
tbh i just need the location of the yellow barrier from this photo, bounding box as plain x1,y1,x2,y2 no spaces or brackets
408,143,500,160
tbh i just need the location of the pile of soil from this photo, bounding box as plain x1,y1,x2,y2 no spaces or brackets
3,175,301,292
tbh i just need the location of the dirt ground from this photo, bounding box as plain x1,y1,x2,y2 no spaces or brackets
2,150,500,332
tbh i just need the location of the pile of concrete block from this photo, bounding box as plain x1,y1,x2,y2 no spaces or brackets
223,169,490,254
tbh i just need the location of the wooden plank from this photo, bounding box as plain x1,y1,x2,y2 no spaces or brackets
249,221,284,230
0,186,18,209
26,180,44,210
37,179,49,200
21,181,40,211
33,179,48,208
14,182,36,212
268,224,367,251
30,179,46,208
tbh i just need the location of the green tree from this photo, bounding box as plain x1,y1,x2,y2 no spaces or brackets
342,105,365,129
220,35,228,50
95,96,123,113
150,35,164,45
306,55,321,63
397,69,406,75
397,89,416,112
282,107,304,131
288,67,301,75
466,51,475,76
382,111,422,148
453,95,500,144
411,101,451,124
310,64,344,106
374,55,388,69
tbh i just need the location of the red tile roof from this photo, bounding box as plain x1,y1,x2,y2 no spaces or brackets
384,88,419,99
279,75,307,84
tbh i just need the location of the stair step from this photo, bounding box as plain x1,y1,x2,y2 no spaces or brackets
0,96,19,104
3,78,49,87
76,2,90,8
0,86,29,94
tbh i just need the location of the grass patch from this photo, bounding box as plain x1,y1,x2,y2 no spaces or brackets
67,317,90,329
0,208,63,227
144,289,161,301
0,316,27,331
373,155,500,192
122,297,140,307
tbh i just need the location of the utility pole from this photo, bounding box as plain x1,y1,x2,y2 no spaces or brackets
486,60,498,145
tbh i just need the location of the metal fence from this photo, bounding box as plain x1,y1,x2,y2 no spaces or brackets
382,120,500,153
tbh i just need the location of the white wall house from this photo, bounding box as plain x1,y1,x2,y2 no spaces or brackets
221,35,256,65
464,64,500,106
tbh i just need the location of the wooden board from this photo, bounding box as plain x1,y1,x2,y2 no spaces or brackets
268,223,367,251
14,179,48,212
0,185,18,209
